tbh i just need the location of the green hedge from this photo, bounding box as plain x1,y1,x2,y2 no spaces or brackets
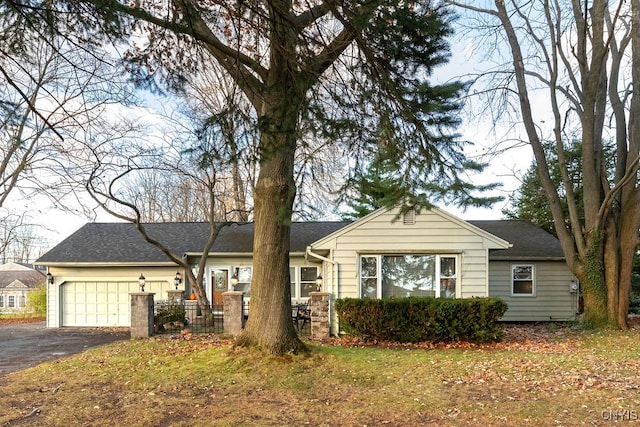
335,297,508,343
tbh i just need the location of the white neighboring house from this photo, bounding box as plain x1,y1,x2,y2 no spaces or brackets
0,262,46,313
36,207,580,330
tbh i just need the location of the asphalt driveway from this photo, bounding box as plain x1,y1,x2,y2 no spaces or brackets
0,322,130,377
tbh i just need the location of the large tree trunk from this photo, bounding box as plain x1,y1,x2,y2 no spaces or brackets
235,89,305,353
616,184,640,328
234,1,309,353
579,232,610,327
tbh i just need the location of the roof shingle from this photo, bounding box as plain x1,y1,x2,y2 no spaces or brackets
37,218,564,264
37,222,351,264
469,220,565,260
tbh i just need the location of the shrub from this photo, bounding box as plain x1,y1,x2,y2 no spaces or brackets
335,297,508,343
154,304,187,326
629,293,640,314
27,286,47,316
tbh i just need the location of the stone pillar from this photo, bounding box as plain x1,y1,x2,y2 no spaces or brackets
167,289,184,303
309,292,330,340
223,291,244,336
184,300,199,325
130,292,155,338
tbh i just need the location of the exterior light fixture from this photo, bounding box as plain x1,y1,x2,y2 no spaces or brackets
46,272,54,285
138,274,146,292
315,274,323,292
174,271,182,290
230,268,239,288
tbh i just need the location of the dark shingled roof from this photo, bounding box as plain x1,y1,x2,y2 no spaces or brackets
469,220,565,260
37,219,564,265
37,222,352,264
0,263,46,289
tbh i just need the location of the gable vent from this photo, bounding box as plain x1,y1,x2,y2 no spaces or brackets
403,209,416,225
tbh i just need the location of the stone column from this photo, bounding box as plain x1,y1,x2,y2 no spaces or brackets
184,300,199,325
166,289,184,303
223,291,244,336
130,292,155,338
309,292,330,340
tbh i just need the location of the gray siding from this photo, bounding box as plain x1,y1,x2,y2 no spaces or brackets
488,261,578,321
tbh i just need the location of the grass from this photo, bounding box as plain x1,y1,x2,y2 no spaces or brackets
0,313,45,324
1,326,640,426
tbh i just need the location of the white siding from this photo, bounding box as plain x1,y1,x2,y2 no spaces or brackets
314,208,506,300
46,279,58,327
46,256,318,328
488,261,578,321
46,266,177,328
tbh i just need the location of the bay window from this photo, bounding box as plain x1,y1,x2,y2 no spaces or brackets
359,254,457,299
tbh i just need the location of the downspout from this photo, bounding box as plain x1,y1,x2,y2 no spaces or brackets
305,246,338,293
306,246,339,336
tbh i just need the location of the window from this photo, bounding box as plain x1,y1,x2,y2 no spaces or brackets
290,266,319,300
360,255,457,299
8,295,15,308
360,256,378,298
300,267,318,298
234,267,253,297
440,257,457,298
512,264,534,296
290,267,297,299
19,295,26,307
0,295,3,307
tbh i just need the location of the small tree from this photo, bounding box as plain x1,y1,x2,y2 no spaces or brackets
26,286,47,317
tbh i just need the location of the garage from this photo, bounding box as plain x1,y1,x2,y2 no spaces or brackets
61,281,137,327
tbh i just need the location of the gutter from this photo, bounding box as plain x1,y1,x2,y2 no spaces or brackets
306,246,339,335
181,251,308,258
305,246,338,294
34,261,178,267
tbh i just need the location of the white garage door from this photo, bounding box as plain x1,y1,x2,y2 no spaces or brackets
61,281,137,327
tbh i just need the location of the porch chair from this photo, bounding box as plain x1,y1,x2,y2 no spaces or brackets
294,302,311,331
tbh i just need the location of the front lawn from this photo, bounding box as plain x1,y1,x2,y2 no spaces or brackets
1,323,639,426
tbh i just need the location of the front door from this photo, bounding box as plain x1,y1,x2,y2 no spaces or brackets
211,270,228,305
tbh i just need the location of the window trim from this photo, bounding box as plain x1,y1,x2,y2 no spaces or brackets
511,264,535,297
290,266,297,299
291,265,319,301
235,266,253,297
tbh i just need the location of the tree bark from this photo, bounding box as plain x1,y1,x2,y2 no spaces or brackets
235,102,304,353
234,1,307,349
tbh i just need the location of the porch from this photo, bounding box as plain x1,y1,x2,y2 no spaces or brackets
142,292,329,339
